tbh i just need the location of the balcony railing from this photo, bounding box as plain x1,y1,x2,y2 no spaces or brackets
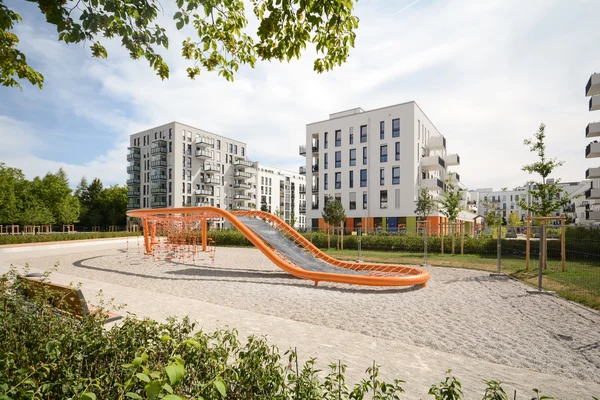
234,194,252,201
204,178,219,185
311,164,319,173
299,186,306,194
312,185,319,193
203,164,220,173
421,178,444,191
234,159,254,168
195,149,213,158
196,136,215,147
151,187,167,194
126,177,141,185
126,165,141,173
127,190,140,197
195,189,212,196
150,160,167,168
150,201,167,207
196,201,211,207
126,153,140,161
444,153,460,166
150,146,167,155
586,122,600,138
299,145,306,156
127,203,140,210
311,203,319,210
150,174,167,182
234,183,252,189
128,146,140,153
299,166,306,175
421,155,446,170
234,171,253,179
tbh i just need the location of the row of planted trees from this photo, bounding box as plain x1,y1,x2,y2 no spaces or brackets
0,163,128,229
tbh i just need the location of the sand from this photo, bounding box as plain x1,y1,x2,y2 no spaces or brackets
1,240,599,399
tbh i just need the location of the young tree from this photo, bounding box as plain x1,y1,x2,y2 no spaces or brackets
56,196,81,225
2,0,359,89
289,212,296,228
438,183,464,254
507,211,522,227
414,188,436,236
260,203,268,212
482,199,502,227
321,194,346,249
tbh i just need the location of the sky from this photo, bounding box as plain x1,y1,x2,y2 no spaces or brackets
1,0,599,191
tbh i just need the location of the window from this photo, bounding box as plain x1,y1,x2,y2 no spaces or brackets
335,172,341,189
241,147,245,156
335,130,341,147
380,121,385,139
324,132,328,149
360,169,367,187
380,145,388,162
187,144,192,155
168,182,172,193
187,183,191,194
182,169,186,180
380,190,388,209
349,192,356,210
349,133,354,145
324,173,328,190
395,142,400,160
363,192,367,209
187,157,192,168
169,128,172,139
349,170,354,188
169,142,172,153
349,149,356,166
217,140,221,150
392,118,400,137
392,167,400,184
335,151,341,168
324,153,328,169
380,168,385,185
234,145,238,154
360,125,367,143
362,147,367,165
182,182,185,193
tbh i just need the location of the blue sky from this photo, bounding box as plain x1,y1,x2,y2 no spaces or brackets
1,0,600,190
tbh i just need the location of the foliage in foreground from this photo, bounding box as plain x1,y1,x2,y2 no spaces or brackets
0,269,584,400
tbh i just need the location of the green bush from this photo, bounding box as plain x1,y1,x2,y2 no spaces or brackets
0,269,569,400
0,231,140,245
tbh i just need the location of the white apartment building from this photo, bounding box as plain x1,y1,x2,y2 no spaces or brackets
300,102,467,234
256,166,306,229
126,122,257,228
584,73,600,224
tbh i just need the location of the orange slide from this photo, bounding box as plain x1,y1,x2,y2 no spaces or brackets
127,207,430,288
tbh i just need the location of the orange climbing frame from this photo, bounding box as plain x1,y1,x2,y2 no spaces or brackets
127,207,430,288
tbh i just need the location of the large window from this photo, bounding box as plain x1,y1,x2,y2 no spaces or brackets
380,190,388,209
335,172,341,189
380,121,385,139
395,142,400,160
349,196,356,210
324,173,328,190
380,145,388,162
349,149,356,166
324,132,328,149
335,151,341,168
363,147,367,165
360,169,367,187
335,130,341,147
392,118,400,137
324,153,328,169
360,125,367,143
349,170,354,188
392,167,400,184
380,168,385,185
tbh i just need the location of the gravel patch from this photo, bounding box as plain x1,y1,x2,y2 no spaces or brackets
3,244,600,384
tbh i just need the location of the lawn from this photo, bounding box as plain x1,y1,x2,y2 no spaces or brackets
323,249,600,311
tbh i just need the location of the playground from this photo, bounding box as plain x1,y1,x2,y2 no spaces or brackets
1,237,599,398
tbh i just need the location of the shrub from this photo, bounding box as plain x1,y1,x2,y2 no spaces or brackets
0,231,140,245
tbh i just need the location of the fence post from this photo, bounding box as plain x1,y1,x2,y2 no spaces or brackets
561,217,566,272
423,220,429,266
525,217,531,271
310,227,313,243
357,228,362,262
537,224,545,291
497,224,501,273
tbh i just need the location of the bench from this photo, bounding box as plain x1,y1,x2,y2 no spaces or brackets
17,275,122,324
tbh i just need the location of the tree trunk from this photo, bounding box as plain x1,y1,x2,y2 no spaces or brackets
451,221,456,255
327,224,331,249
340,221,344,250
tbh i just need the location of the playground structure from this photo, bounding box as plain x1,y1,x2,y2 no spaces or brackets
126,207,430,288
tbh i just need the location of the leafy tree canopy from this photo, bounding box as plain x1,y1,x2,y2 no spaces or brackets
438,183,463,222
321,194,345,226
414,188,436,221
1,0,359,89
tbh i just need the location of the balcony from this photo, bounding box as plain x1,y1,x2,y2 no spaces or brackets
195,149,213,159
312,143,319,153
151,187,167,194
127,177,140,185
127,190,140,197
150,174,167,182
428,136,446,149
585,188,600,199
299,204,306,213
196,136,215,147
586,73,600,97
590,96,600,112
586,122,600,138
299,145,306,156
195,189,212,196
311,164,319,173
586,142,600,158
234,194,252,201
234,183,252,189
421,178,444,191
299,166,306,175
586,167,600,179
126,153,140,161
150,160,167,168
196,201,211,207
449,172,460,182
150,201,167,208
203,164,220,173
312,185,319,193
299,186,306,194
234,159,255,169
586,210,600,220
235,206,252,211
311,203,319,210
127,203,140,210
421,155,446,171
444,153,460,166
150,146,167,155
126,165,141,173
203,178,219,185
234,171,253,179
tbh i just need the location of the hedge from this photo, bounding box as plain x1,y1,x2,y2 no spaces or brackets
0,231,140,245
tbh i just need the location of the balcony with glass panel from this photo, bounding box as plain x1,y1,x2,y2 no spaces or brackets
150,173,168,182
151,187,167,194
126,148,141,161
127,188,140,197
126,165,141,173
234,182,252,189
234,159,255,169
150,143,168,155
127,201,140,210
150,201,167,207
299,166,306,175
127,176,141,185
195,189,212,196
196,198,211,207
234,171,253,179
421,155,446,171
203,177,219,185
195,149,213,159
196,136,215,148
299,145,306,156
203,163,220,173
150,160,168,168
234,194,252,201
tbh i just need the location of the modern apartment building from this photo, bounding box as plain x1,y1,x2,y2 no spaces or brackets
256,165,306,229
584,73,600,224
126,122,257,228
299,102,468,233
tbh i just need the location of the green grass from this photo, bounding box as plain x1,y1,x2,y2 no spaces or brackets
323,248,600,311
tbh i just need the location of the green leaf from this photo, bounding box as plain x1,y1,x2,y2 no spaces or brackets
125,393,142,399
81,392,96,400
165,364,184,386
213,378,227,397
176,21,184,30
160,334,172,342
132,357,143,368
163,396,183,400
145,381,162,399
136,372,150,382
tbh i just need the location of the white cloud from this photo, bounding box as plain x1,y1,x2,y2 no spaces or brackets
2,0,600,191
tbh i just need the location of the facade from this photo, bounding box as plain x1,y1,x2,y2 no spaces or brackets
256,166,306,229
299,102,470,234
585,73,600,223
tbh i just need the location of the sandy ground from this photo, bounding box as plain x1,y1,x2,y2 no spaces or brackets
1,240,599,399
